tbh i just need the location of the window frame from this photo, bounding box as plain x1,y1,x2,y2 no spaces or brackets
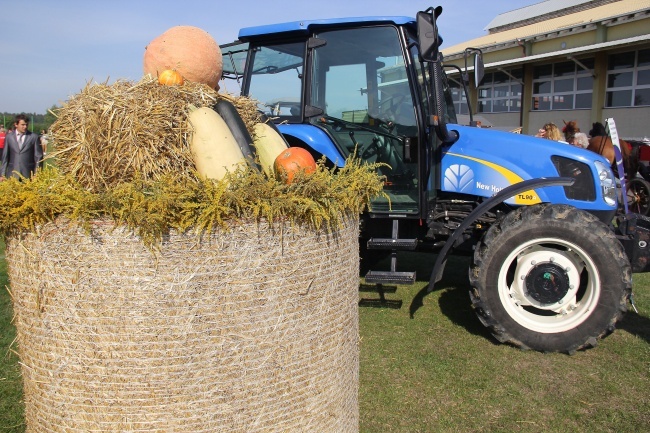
447,76,469,115
531,59,594,111
606,48,650,108
477,68,523,114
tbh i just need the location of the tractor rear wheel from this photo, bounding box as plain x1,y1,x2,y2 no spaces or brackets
469,204,631,353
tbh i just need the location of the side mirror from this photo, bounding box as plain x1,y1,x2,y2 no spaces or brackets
417,7,442,62
464,47,485,88
474,52,485,88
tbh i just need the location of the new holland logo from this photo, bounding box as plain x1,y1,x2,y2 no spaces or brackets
444,164,474,192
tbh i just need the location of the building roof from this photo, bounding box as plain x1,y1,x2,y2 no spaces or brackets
483,33,650,69
442,0,650,56
484,0,594,31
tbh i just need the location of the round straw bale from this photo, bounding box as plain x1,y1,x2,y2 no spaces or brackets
7,215,360,432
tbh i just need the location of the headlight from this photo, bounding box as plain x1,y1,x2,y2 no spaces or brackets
551,156,596,201
595,160,617,206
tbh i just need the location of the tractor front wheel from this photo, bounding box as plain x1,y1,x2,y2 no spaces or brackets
469,204,631,353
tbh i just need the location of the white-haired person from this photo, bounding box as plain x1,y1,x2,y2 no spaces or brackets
571,132,590,149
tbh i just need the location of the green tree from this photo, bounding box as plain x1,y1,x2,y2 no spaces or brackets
1,106,60,132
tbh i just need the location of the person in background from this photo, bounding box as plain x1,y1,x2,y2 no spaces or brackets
0,125,6,151
535,122,565,142
0,114,44,180
570,132,590,149
40,129,49,155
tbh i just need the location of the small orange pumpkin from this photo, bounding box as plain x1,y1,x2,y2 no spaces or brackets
274,147,317,183
158,69,184,86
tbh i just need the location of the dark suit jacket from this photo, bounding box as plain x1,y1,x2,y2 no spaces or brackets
1,130,43,179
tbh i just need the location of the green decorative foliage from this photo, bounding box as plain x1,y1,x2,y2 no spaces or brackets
0,158,385,247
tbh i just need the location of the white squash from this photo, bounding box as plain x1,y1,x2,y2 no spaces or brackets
253,122,289,177
187,107,246,180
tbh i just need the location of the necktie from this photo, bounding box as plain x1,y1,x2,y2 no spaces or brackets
18,134,24,150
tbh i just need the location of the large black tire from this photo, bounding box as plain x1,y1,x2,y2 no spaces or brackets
469,204,631,354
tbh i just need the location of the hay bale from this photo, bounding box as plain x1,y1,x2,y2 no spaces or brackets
7,215,359,432
49,76,260,192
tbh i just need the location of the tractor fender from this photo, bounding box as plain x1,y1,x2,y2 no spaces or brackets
427,176,575,292
277,124,346,167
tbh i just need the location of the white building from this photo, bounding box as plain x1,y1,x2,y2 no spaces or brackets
442,0,650,140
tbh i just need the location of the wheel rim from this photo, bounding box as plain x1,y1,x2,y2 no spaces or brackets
497,237,601,333
626,179,650,215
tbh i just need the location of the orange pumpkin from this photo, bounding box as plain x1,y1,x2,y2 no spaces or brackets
143,26,222,89
274,147,317,183
158,69,184,86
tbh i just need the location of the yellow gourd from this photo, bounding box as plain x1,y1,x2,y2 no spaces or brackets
253,122,289,177
187,107,246,180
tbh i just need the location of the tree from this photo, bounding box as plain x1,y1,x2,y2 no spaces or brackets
1,106,61,132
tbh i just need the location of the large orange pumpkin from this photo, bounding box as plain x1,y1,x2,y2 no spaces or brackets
274,147,317,183
158,69,184,86
143,26,222,89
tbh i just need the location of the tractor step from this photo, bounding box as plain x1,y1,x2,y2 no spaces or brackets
364,270,416,285
367,237,418,250
359,283,398,293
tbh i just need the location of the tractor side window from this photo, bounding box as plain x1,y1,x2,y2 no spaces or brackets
310,26,420,214
310,26,417,153
247,42,304,118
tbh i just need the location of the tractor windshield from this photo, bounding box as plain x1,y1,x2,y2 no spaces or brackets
247,42,304,119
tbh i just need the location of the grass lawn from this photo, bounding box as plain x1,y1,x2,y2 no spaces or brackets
1,249,649,433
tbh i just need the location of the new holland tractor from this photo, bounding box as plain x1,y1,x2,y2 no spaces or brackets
220,6,649,353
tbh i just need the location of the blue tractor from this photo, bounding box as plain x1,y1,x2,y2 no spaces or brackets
221,6,649,353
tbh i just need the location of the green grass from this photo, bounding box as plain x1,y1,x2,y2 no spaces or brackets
1,250,648,433
359,253,650,433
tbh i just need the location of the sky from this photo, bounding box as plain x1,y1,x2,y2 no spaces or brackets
0,0,542,115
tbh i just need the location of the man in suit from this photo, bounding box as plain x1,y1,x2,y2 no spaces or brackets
1,114,43,180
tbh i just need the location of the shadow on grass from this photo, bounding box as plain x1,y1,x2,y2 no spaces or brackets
407,254,470,317
406,254,496,343
437,287,497,343
618,310,650,345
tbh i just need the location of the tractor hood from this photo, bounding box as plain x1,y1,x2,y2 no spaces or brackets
441,124,616,211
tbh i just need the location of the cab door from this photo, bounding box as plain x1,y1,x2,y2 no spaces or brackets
308,26,421,215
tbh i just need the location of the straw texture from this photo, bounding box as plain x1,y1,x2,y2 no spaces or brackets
7,215,360,432
48,76,260,193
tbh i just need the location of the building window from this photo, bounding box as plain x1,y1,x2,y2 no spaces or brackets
448,78,469,115
606,49,650,107
478,69,522,113
531,59,594,111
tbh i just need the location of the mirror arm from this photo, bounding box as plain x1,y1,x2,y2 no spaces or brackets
444,64,473,126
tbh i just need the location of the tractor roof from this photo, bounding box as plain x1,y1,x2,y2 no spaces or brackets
238,16,416,41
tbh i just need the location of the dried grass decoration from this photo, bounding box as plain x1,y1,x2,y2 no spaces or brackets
1,75,386,432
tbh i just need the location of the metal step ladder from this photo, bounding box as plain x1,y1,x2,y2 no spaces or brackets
364,219,418,284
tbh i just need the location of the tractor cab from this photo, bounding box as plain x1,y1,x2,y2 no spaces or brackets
221,16,454,217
